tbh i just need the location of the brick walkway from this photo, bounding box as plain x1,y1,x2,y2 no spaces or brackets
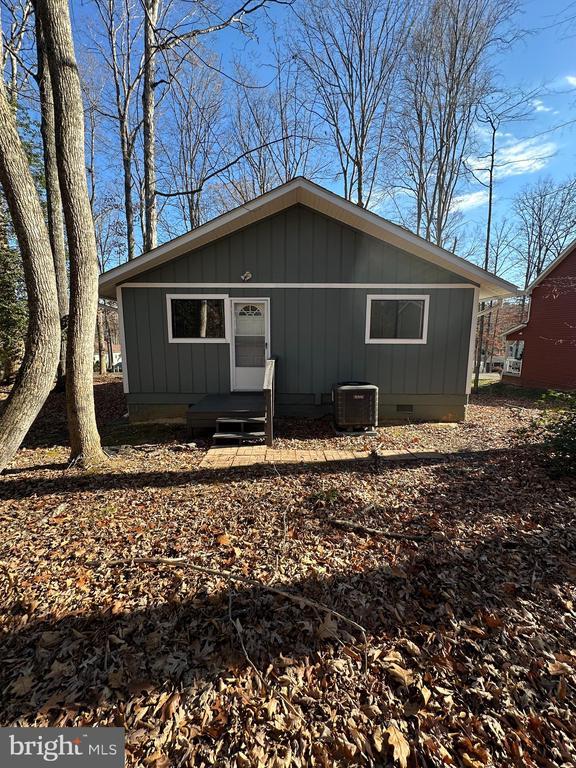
199,446,446,469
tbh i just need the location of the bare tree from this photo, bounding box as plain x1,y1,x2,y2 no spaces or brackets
0,69,60,472
225,78,281,203
293,0,412,208
268,45,318,184
87,0,294,252
143,0,296,244
35,11,68,388
514,176,576,289
87,97,126,372
222,48,319,205
90,0,144,261
86,85,109,375
142,0,159,251
156,51,224,230
397,0,518,246
472,93,535,270
482,223,523,371
487,218,518,279
470,89,534,391
0,0,33,104
37,0,106,465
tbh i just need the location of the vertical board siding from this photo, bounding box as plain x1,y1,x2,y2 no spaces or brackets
121,204,476,401
123,285,474,398
131,204,471,285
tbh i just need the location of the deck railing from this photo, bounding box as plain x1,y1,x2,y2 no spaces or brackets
504,358,522,375
263,357,276,446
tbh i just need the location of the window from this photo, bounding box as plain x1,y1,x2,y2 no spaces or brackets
365,295,429,344
167,294,229,343
238,304,263,317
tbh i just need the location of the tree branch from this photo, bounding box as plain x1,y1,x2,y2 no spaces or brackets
156,135,313,198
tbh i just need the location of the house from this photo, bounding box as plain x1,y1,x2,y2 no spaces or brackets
503,240,576,390
98,178,515,435
477,299,524,373
93,343,122,370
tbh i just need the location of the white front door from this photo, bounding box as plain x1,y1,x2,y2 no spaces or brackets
231,299,269,391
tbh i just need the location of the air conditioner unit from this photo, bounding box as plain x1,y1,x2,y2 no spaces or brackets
333,382,378,432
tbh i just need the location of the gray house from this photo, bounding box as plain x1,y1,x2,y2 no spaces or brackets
99,178,515,434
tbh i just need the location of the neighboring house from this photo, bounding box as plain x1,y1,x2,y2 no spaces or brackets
99,178,515,428
477,299,525,373
93,343,122,369
503,241,576,390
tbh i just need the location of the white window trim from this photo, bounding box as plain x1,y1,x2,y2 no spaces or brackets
122,281,476,290
117,286,129,392
166,293,230,343
365,294,430,345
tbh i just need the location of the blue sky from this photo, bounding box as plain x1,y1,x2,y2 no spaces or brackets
452,0,576,228
73,0,576,279
202,0,576,237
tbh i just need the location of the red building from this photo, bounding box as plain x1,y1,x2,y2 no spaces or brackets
503,242,576,390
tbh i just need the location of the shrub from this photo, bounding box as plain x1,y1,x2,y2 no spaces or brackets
522,391,576,476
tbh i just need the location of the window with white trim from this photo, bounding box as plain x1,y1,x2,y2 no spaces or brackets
365,295,429,344
167,294,228,343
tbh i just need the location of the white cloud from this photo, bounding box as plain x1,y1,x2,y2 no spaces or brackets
468,137,557,183
566,75,576,87
532,98,552,113
495,138,557,178
451,190,489,212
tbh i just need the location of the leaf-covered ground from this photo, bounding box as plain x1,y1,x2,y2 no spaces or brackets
1,380,575,767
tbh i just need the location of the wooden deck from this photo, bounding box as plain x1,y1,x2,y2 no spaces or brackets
187,393,265,430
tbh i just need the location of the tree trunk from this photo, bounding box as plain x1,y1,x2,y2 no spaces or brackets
121,123,136,260
103,301,114,369
473,124,496,394
0,79,60,472
36,11,68,391
37,0,106,465
96,305,106,374
200,299,207,338
143,0,159,252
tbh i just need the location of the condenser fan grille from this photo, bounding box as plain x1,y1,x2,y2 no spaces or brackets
333,382,378,430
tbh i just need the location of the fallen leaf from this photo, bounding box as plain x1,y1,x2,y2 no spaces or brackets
385,724,410,768
462,754,486,768
11,675,34,696
385,662,414,686
397,638,421,656
38,631,61,648
547,660,571,675
373,726,384,753
317,614,338,639
107,670,124,689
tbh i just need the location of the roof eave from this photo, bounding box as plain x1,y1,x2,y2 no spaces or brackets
527,238,576,292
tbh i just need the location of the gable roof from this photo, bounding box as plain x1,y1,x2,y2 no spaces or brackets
99,177,517,299
527,238,576,293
